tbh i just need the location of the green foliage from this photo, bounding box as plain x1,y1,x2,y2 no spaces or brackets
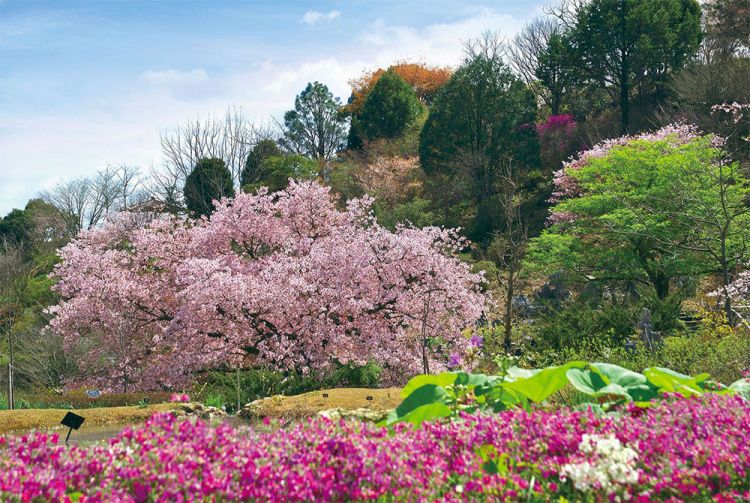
0,390,172,410
535,32,576,116
241,139,282,187
419,49,543,243
196,362,382,412
183,158,235,218
0,209,34,252
568,0,702,132
374,197,437,230
203,393,226,409
528,133,750,300
385,359,748,426
358,69,424,141
281,82,348,160
528,292,683,352
522,309,750,386
243,155,318,193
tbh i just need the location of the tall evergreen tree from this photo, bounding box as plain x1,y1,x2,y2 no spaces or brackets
183,158,235,218
419,39,542,243
281,82,348,161
358,69,423,140
567,0,702,133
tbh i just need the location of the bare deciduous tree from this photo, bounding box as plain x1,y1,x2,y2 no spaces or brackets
487,158,530,353
462,30,506,64
154,108,275,208
40,165,146,238
507,18,559,85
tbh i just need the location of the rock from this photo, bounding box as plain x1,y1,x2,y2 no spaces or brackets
317,408,390,423
239,396,282,419
180,402,227,420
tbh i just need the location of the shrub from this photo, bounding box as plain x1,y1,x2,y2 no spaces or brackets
196,363,383,412
522,310,750,384
7,390,173,410
240,139,282,187
183,157,235,217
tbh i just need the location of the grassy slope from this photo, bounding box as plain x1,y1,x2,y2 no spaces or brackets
245,387,402,419
0,388,403,434
0,403,183,435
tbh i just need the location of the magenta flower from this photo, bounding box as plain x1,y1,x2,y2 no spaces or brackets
1,395,749,501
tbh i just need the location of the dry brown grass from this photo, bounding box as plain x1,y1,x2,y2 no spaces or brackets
0,388,404,434
0,403,183,435
247,387,402,419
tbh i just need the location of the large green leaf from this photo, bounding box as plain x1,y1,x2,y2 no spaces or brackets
506,367,539,380
566,367,608,395
385,383,451,426
453,372,497,388
590,363,648,388
729,378,750,400
644,367,705,396
400,373,457,398
505,361,586,402
384,402,452,426
567,363,657,402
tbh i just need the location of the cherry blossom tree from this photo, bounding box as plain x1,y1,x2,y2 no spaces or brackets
48,181,487,391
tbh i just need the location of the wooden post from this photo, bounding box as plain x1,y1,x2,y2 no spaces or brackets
236,365,241,413
7,362,13,411
7,328,13,411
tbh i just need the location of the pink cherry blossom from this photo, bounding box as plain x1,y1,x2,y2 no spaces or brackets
48,181,488,390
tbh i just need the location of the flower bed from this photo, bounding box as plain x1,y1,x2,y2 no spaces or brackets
2,395,750,501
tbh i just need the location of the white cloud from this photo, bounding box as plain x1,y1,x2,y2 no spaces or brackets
262,7,527,103
0,6,536,214
358,7,525,67
141,68,210,86
301,10,341,25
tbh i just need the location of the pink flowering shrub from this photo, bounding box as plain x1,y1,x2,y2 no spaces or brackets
47,181,487,391
537,114,578,172
1,395,750,501
169,393,190,403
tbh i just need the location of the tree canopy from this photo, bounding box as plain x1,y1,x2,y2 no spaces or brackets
357,69,424,141
183,158,235,218
281,82,348,160
528,124,750,302
240,139,283,187
567,0,702,133
48,181,486,390
419,44,542,242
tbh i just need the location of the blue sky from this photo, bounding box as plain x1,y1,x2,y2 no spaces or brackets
0,0,547,214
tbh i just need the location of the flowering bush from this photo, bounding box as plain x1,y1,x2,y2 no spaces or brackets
2,395,750,501
536,113,578,171
169,393,190,403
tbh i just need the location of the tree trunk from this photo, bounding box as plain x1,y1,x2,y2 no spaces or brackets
618,52,631,134
653,273,670,300
721,257,735,325
619,0,630,135
421,294,431,374
503,273,514,353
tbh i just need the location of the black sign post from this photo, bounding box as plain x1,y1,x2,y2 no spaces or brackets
61,412,85,444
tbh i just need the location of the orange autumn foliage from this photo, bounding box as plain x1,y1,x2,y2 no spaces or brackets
346,63,452,114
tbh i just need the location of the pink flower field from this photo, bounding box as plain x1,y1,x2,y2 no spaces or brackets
2,395,750,502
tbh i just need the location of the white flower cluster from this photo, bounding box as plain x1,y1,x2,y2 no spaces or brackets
560,434,639,494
